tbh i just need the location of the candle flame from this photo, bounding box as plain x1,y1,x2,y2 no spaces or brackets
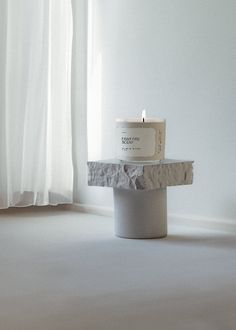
142,110,146,122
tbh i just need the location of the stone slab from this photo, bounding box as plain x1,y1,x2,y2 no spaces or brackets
87,159,193,191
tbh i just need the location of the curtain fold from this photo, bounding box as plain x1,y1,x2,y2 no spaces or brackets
0,0,73,208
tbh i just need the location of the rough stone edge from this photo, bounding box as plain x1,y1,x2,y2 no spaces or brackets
88,162,144,190
142,161,193,190
87,160,193,191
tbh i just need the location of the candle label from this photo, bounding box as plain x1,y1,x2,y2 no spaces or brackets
116,128,156,157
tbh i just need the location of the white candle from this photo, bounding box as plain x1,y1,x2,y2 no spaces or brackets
116,111,166,162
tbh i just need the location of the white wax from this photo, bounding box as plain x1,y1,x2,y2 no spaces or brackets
116,118,165,123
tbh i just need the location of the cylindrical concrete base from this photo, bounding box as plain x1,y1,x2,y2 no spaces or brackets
113,188,167,239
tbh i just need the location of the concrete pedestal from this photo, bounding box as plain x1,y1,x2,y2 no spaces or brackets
87,159,193,239
113,188,167,239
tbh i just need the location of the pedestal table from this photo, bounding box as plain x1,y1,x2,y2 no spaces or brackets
87,159,194,239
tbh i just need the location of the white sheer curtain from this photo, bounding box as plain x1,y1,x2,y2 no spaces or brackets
0,0,73,208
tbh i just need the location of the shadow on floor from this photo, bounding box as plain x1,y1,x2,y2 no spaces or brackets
163,233,236,249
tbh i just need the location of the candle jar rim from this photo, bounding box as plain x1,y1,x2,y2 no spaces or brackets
116,118,165,123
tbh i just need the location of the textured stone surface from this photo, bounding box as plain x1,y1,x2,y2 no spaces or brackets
88,159,193,191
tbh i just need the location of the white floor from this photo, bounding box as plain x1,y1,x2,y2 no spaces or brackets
0,208,236,330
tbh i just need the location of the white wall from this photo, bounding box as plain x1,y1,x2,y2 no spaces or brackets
74,0,236,221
